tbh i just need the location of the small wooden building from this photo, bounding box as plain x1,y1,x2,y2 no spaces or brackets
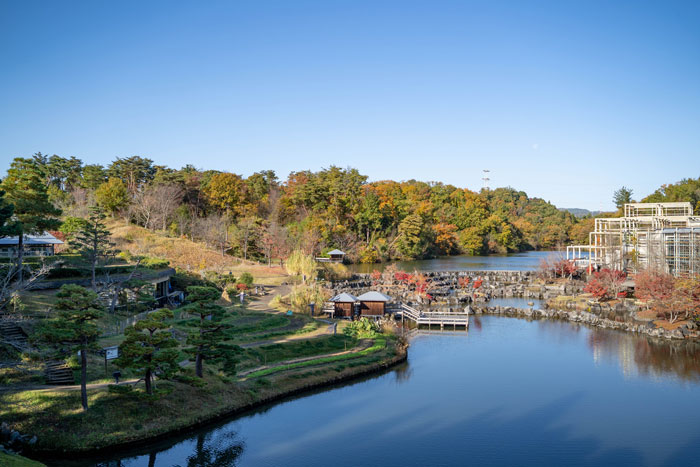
357,291,393,317
316,249,346,263
328,292,359,318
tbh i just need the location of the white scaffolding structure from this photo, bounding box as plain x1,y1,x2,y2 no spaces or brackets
566,202,700,277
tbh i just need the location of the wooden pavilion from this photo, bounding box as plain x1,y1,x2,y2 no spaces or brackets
357,291,393,317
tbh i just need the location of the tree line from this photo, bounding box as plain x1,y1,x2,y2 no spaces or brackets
0,153,592,264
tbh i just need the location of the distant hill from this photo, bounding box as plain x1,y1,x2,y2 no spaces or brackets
560,208,601,218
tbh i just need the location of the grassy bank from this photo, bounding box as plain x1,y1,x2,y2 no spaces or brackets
0,451,46,466
0,336,405,457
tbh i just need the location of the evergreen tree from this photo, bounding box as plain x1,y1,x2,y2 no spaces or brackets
37,285,103,411
70,206,115,290
116,309,179,395
613,186,633,210
0,189,19,237
0,157,62,282
182,286,240,378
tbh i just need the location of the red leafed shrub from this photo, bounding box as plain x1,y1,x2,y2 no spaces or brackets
473,279,483,289
458,277,471,288
236,283,248,290
371,269,381,281
395,272,412,283
584,268,627,301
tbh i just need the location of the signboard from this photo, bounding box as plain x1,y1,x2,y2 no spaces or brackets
104,346,119,361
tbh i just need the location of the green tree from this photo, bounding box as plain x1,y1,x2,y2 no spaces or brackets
0,189,18,237
37,285,103,411
181,286,239,378
396,214,426,259
613,186,633,210
116,309,179,395
0,157,62,281
70,206,115,289
107,156,156,193
95,177,129,215
81,164,107,189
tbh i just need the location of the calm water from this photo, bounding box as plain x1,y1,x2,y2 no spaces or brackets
68,316,700,467
349,250,560,273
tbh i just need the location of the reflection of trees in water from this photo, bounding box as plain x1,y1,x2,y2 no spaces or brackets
588,329,700,381
393,361,412,383
471,316,482,331
175,432,245,467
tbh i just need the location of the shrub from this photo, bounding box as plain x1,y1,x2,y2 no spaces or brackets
289,283,328,313
141,257,170,269
238,272,254,286
171,270,217,291
285,249,317,279
343,317,380,338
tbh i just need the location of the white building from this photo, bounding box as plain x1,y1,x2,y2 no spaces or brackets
0,233,64,258
567,202,700,277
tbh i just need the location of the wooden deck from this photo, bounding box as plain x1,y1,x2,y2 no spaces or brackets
395,304,469,330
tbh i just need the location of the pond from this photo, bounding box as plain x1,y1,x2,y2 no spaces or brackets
348,250,561,273
70,315,700,467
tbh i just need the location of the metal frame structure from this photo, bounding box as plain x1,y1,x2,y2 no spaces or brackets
566,202,700,277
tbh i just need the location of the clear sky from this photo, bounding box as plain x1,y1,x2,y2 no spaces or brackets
1,1,699,211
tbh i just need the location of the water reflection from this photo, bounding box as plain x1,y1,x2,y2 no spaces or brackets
63,316,700,467
588,329,700,382
348,250,553,273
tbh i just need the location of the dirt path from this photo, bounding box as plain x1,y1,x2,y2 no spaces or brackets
237,338,373,378
1,284,343,393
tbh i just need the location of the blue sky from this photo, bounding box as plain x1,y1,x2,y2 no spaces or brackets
1,1,699,210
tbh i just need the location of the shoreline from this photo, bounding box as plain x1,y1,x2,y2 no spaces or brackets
475,305,697,341
23,346,407,460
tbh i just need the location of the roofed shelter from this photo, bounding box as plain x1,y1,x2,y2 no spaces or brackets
316,249,346,263
328,292,359,318
357,291,393,317
0,233,63,258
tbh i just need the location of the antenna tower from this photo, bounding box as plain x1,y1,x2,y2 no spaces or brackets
482,169,490,190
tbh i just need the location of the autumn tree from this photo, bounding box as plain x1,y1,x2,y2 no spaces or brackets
584,268,627,301
116,309,179,395
205,172,245,219
95,177,129,216
181,286,240,378
37,285,103,410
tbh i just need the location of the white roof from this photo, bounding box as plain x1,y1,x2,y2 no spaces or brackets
327,249,346,255
329,293,359,303
0,232,63,246
357,291,393,302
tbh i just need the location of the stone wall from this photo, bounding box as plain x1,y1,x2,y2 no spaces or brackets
329,270,586,306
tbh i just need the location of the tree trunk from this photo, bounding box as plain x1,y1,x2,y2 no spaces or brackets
16,233,24,286
195,349,203,378
145,367,152,395
80,340,88,411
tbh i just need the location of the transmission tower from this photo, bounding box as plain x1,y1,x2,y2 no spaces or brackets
482,169,490,190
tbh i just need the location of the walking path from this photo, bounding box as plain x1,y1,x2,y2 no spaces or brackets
237,338,373,378
2,284,344,393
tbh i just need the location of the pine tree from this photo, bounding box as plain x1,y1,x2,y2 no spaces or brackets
37,285,103,411
0,157,62,282
70,206,115,290
182,286,240,378
116,309,179,395
0,189,19,237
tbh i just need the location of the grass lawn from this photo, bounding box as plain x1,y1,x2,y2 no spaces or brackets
0,336,404,454
0,451,46,467
238,335,357,370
